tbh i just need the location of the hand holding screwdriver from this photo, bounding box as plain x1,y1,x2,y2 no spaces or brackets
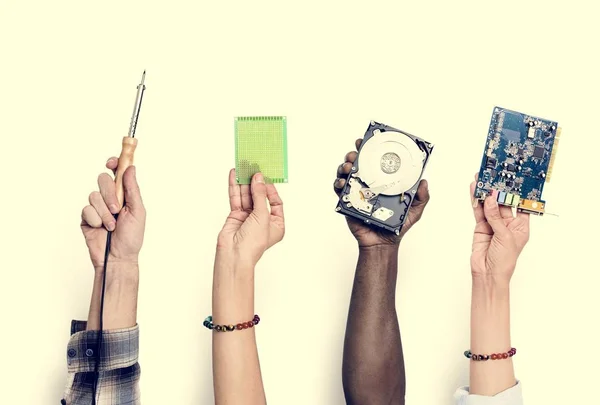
80,159,146,269
80,71,147,269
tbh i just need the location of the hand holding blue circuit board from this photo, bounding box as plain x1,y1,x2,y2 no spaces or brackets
474,107,561,216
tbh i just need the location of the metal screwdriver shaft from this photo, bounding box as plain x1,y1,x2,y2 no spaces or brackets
128,70,146,138
115,71,146,208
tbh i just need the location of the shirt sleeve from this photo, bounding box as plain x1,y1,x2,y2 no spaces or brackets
453,380,523,405
61,320,140,405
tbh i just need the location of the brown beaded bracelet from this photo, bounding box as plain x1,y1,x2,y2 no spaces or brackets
464,347,516,361
203,315,260,332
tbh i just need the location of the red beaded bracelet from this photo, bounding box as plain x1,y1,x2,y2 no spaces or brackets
203,315,260,332
464,347,516,361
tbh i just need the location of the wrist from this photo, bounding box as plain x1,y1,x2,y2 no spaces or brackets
358,243,399,257
472,274,511,295
213,257,255,322
471,278,510,327
94,261,139,280
214,250,256,281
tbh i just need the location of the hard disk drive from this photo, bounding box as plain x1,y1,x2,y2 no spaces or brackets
335,121,434,235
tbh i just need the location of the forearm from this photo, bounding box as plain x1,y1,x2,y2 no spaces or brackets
469,277,515,395
342,245,405,405
212,254,265,405
87,262,139,330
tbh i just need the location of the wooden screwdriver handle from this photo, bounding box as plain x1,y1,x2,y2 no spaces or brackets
114,136,138,209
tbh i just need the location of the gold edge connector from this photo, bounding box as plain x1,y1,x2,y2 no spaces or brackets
546,127,561,182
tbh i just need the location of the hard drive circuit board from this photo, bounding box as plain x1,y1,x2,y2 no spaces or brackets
474,106,561,215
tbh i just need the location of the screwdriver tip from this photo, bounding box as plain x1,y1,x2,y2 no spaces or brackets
141,70,146,85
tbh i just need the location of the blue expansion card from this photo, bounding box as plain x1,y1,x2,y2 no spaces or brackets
474,106,561,215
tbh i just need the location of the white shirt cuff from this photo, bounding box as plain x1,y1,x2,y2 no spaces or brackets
454,380,523,405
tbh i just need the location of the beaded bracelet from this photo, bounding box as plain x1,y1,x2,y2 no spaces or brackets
203,315,260,332
464,347,516,361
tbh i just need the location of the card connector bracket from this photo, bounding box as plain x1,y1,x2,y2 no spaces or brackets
517,199,545,216
546,127,561,182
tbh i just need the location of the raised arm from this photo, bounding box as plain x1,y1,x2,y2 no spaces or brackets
62,158,146,405
454,175,528,404
211,169,285,405
334,139,430,405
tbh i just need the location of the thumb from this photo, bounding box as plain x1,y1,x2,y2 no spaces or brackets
483,194,508,236
123,166,144,212
250,173,268,220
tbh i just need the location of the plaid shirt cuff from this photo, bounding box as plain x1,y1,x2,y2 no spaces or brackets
62,320,140,405
66,320,139,372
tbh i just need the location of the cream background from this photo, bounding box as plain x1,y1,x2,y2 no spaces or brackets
1,1,599,404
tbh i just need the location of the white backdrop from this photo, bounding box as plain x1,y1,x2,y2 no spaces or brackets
1,1,599,404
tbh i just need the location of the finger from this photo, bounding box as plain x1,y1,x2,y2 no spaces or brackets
98,173,119,214
228,168,242,211
470,179,486,224
123,166,144,213
516,209,531,224
355,138,363,151
106,157,119,175
499,204,514,219
337,162,353,177
412,179,430,207
240,183,252,212
88,191,116,231
266,183,284,219
333,178,346,195
344,151,358,164
250,173,268,219
81,205,103,228
482,190,509,236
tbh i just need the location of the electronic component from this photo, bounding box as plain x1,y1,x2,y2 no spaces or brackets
474,106,561,215
533,145,545,158
234,116,288,184
335,121,434,235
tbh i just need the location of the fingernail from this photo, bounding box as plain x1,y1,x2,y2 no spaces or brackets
106,158,114,164
107,222,116,231
255,173,264,183
109,204,119,213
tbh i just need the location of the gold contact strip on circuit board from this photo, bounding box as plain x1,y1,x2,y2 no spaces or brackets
546,127,561,182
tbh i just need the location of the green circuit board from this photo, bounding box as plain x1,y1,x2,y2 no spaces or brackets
234,116,288,184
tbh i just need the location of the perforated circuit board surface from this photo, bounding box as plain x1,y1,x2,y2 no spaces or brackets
234,116,288,184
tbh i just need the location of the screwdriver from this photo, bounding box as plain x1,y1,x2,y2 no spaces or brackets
114,70,146,208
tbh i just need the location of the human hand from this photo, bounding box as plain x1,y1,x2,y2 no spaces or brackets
333,138,430,248
217,169,285,266
469,173,530,284
80,157,146,269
